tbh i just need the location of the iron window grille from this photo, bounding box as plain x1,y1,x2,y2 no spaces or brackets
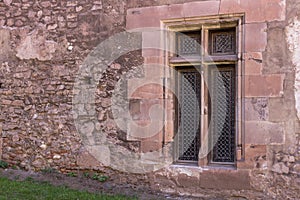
166,16,243,166
176,32,201,56
209,66,236,163
210,28,236,55
176,67,201,162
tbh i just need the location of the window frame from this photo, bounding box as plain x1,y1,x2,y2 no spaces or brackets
162,14,245,168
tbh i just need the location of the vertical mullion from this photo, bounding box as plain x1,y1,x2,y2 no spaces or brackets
199,26,209,165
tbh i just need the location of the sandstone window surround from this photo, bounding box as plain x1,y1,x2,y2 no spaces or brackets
162,14,245,167
126,14,245,168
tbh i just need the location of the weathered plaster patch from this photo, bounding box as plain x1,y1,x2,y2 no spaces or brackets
0,29,12,61
286,17,300,120
16,29,57,61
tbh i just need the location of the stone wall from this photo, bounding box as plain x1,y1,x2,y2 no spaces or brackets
0,0,300,199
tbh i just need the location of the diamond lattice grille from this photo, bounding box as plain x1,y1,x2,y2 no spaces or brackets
212,31,235,54
178,70,201,161
178,35,201,55
211,67,235,163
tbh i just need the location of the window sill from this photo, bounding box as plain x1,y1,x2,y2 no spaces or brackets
170,163,237,171
203,55,238,63
169,55,201,64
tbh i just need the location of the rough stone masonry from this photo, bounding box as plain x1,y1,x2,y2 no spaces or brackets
0,0,300,199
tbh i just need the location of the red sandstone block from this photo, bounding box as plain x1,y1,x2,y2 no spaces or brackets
138,99,163,120
126,10,160,29
127,1,221,30
140,131,163,153
161,4,184,20
245,74,284,97
199,169,251,190
128,79,164,99
219,0,285,23
126,4,183,29
144,56,162,64
130,83,164,99
245,60,263,75
245,121,284,145
128,120,164,140
244,52,263,75
142,49,162,57
143,59,166,77
245,23,267,52
142,31,162,57
183,1,220,18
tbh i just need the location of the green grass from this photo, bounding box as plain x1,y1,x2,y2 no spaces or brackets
0,160,8,169
0,177,135,200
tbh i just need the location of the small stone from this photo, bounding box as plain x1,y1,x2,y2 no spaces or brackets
32,159,44,168
101,98,111,108
58,22,66,28
293,164,300,173
6,18,14,26
37,11,43,18
11,100,24,106
46,85,55,91
66,1,77,6
14,10,22,17
0,19,5,26
58,123,64,129
110,63,121,70
40,1,51,8
67,13,76,19
75,6,83,12
28,10,36,18
15,20,23,27
12,135,19,142
58,16,64,22
91,4,102,11
272,162,289,174
43,16,51,23
53,154,61,159
288,156,295,163
67,45,73,51
40,144,47,150
47,24,57,30
24,105,32,111
67,22,77,28
20,161,27,167
2,100,12,105
98,111,106,121
58,85,65,90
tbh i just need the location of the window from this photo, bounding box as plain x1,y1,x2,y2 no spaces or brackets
164,15,244,167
